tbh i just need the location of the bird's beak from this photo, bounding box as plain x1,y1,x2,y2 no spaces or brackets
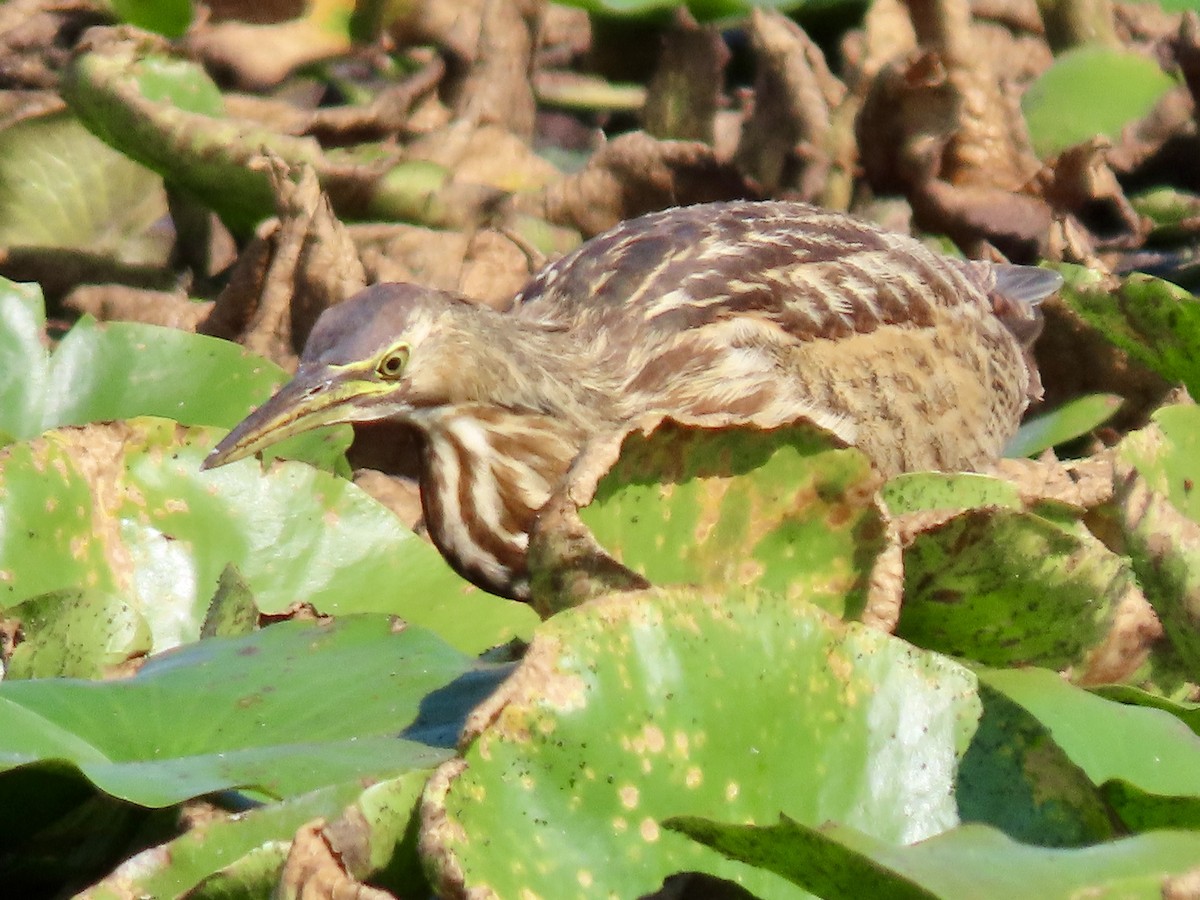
202,368,370,470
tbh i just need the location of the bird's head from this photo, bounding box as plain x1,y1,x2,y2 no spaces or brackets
203,283,485,469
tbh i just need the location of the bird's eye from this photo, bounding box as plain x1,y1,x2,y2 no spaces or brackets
376,344,410,380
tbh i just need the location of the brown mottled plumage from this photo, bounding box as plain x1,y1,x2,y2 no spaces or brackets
204,201,1059,600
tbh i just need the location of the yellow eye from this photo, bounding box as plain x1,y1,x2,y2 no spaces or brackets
376,344,410,380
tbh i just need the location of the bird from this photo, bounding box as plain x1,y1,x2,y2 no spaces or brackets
203,200,1060,602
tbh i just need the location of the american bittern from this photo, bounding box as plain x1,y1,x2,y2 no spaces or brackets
204,201,1060,601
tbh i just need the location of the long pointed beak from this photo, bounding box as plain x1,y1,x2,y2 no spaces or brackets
202,369,367,470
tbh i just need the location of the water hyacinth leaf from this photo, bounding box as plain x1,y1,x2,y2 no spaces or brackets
978,667,1200,799
1023,48,1177,158
880,472,1021,516
577,420,885,619
1116,404,1200,525
0,418,536,656
0,113,169,264
0,276,347,469
667,815,1200,900
0,279,53,439
1002,393,1122,458
2,589,152,680
1054,266,1200,400
897,508,1146,681
0,617,491,807
421,588,981,900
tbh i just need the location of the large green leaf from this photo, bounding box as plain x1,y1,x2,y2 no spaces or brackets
667,815,1200,900
0,418,535,655
422,588,981,899
0,616,503,807
1023,48,1177,158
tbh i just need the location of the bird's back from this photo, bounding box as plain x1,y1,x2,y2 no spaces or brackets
510,201,1057,474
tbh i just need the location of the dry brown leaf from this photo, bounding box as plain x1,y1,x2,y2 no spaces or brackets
448,0,538,139
199,158,367,368
642,10,728,145
64,285,212,331
515,131,755,236
734,9,847,201
277,820,395,900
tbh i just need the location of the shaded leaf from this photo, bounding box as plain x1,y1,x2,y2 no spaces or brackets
667,814,1200,900
0,616,499,806
897,508,1146,681
978,667,1200,799
1054,267,1200,401
1003,393,1122,458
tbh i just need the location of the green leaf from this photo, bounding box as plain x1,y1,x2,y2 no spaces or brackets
1101,779,1200,832
978,667,1200,799
1110,466,1200,676
0,112,169,264
897,508,1142,677
1023,48,1177,158
0,276,348,469
566,419,885,618
1116,404,1200,526
0,418,536,656
110,0,193,38
1003,393,1122,458
666,815,1200,900
1054,266,1200,401
422,589,981,899
881,472,1022,515
0,616,501,806
956,684,1113,845
2,589,152,680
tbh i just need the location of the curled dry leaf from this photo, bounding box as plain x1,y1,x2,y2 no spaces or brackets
63,285,212,331
448,0,538,140
734,9,848,203
856,0,1053,259
200,158,367,368
515,131,755,236
277,819,396,900
642,10,728,145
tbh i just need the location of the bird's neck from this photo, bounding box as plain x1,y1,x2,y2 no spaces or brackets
416,403,588,600
435,306,618,432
